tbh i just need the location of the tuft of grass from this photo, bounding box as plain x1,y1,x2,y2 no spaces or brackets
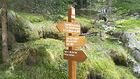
3,38,67,79
76,16,93,27
86,49,120,79
83,36,136,79
136,33,140,41
18,12,45,23
116,19,140,32
18,12,64,40
116,66,137,79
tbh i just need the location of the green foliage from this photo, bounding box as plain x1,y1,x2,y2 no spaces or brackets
0,38,67,79
76,16,93,33
1,1,140,77
8,0,72,21
114,0,140,15
76,16,93,28
18,12,45,23
84,36,138,79
18,12,64,40
116,66,137,79
116,19,140,32
87,48,120,79
7,11,32,42
136,34,140,41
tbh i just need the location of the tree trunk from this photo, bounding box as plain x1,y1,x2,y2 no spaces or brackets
1,0,9,64
107,0,112,16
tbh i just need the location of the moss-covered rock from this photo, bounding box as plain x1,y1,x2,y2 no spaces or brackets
10,38,67,79
8,11,32,42
0,10,32,43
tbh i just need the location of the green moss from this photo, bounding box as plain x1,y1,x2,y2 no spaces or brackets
87,49,120,79
76,16,93,31
116,66,137,79
116,19,140,32
7,39,67,79
136,34,140,41
18,12,45,23
82,36,136,79
114,0,140,15
18,12,63,39
1,11,138,78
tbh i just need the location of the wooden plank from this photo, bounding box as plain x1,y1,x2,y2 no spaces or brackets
56,22,80,35
65,36,86,47
64,50,87,62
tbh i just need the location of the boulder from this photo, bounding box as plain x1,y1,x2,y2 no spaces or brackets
109,31,140,77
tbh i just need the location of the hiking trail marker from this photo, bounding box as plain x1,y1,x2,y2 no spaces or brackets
64,50,87,62
56,6,87,79
56,22,80,35
65,36,86,47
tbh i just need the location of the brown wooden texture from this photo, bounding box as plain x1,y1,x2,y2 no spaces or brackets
56,22,80,35
68,6,75,22
65,36,86,47
64,50,87,62
68,6,76,79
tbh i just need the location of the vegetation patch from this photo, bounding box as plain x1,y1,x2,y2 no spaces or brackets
116,19,140,32
116,66,137,79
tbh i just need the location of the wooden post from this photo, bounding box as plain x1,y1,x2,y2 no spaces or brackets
56,5,87,79
68,6,76,79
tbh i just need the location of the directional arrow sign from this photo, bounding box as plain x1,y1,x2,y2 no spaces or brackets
64,50,87,62
56,22,80,34
65,36,86,47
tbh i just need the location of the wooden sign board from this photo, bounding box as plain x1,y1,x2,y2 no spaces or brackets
56,22,80,34
65,36,86,47
64,50,87,62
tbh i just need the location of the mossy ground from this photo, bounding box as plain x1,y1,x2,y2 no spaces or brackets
0,12,140,79
116,19,140,32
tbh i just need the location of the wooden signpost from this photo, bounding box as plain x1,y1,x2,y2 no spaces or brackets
64,50,87,62
56,6,87,79
56,22,80,35
65,36,86,47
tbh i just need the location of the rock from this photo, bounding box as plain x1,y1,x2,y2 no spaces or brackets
110,31,140,76
133,63,140,77
120,33,140,63
132,12,140,20
109,49,127,66
121,33,139,48
131,48,140,63
94,21,115,32
110,32,140,62
8,11,32,42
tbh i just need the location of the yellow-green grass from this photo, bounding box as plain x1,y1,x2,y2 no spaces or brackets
116,66,137,79
116,19,140,32
136,33,140,41
18,12,45,23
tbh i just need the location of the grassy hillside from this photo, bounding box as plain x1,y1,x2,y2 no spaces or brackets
0,11,140,79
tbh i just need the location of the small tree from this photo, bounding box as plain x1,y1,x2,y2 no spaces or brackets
1,0,9,64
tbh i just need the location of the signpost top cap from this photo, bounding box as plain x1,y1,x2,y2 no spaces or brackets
69,5,74,8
